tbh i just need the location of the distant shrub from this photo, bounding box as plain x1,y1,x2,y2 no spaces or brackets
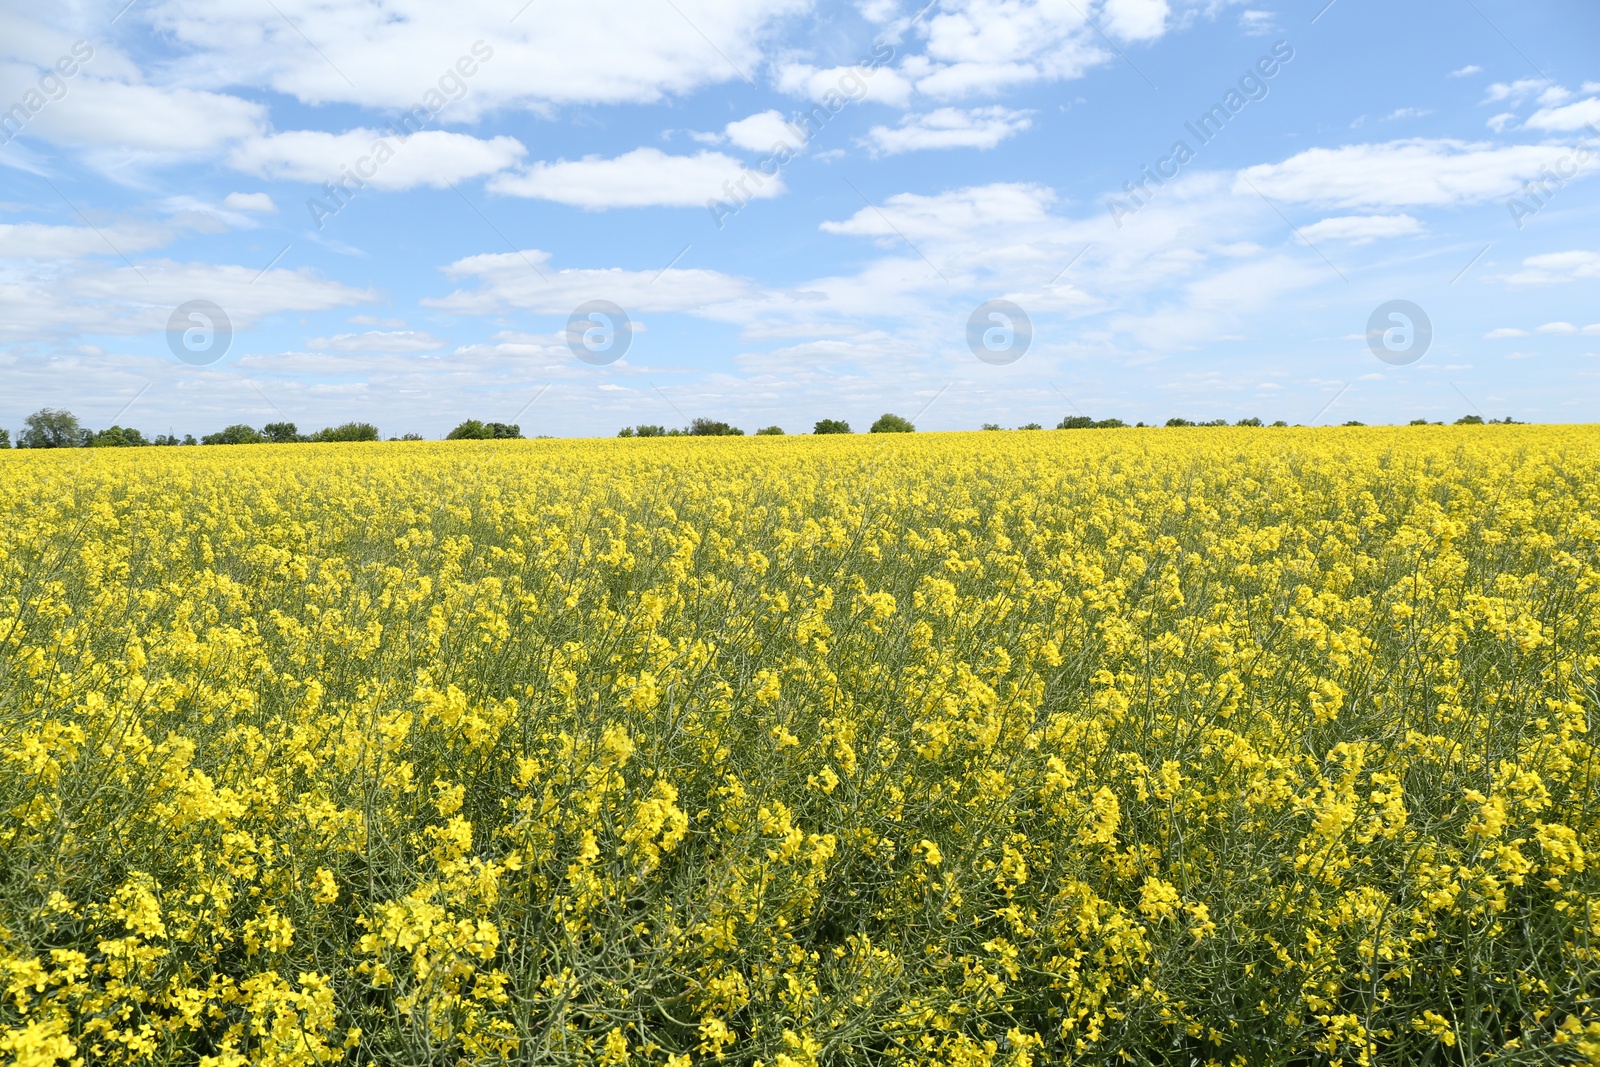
310,422,381,443
1057,416,1127,429
201,425,265,445
1455,415,1485,425
754,426,785,436
869,413,914,433
688,418,744,436
262,422,304,444
86,426,149,447
981,423,1004,431
813,419,851,435
1236,417,1263,427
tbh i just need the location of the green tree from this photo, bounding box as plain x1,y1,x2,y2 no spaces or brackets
688,418,743,436
310,422,381,442
1058,415,1096,429
1236,417,1263,427
19,408,82,448
87,426,149,447
446,419,491,440
869,413,914,433
1455,414,1485,425
1018,422,1042,430
1166,418,1196,428
813,419,851,435
485,422,522,439
754,426,785,436
0,428,9,448
262,422,303,443
982,423,1004,431
201,425,265,445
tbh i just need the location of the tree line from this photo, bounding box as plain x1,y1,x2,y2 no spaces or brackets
0,407,1523,449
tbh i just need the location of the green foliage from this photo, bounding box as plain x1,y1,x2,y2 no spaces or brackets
869,413,915,433
19,408,82,449
619,425,669,438
754,426,785,436
446,420,493,440
86,426,149,447
261,422,304,444
1455,415,1486,425
1058,416,1127,429
813,419,852,435
1236,417,1263,427
687,418,744,436
309,422,382,443
201,425,266,445
0,428,9,449
981,423,1004,431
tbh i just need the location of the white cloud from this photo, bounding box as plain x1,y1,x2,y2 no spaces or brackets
1505,351,1538,360
489,148,782,209
0,259,375,345
1298,214,1423,244
227,129,526,189
0,220,178,260
864,106,1033,154
308,330,449,352
21,75,267,154
134,0,809,114
224,192,276,213
1500,251,1600,286
909,0,1120,98
723,110,806,153
1448,65,1482,78
1536,321,1577,334
1524,97,1600,132
1484,328,1528,339
775,64,914,108
426,248,756,315
1484,78,1545,104
1237,10,1277,36
1102,0,1171,41
1236,139,1575,209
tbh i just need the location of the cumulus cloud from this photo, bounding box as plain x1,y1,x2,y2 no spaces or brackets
223,192,277,213
1297,214,1423,244
308,330,449,352
131,0,810,114
863,106,1033,154
1236,139,1573,209
489,148,782,209
1524,96,1600,132
227,130,527,189
1498,251,1600,286
723,110,806,153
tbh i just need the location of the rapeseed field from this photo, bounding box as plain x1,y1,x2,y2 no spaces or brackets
1,428,1597,1066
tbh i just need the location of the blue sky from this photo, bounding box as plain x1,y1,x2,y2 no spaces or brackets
2,0,1597,438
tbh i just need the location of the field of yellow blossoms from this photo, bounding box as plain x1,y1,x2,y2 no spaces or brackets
2,427,1599,1066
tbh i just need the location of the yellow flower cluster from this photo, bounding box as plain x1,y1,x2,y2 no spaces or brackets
1,427,1598,1065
